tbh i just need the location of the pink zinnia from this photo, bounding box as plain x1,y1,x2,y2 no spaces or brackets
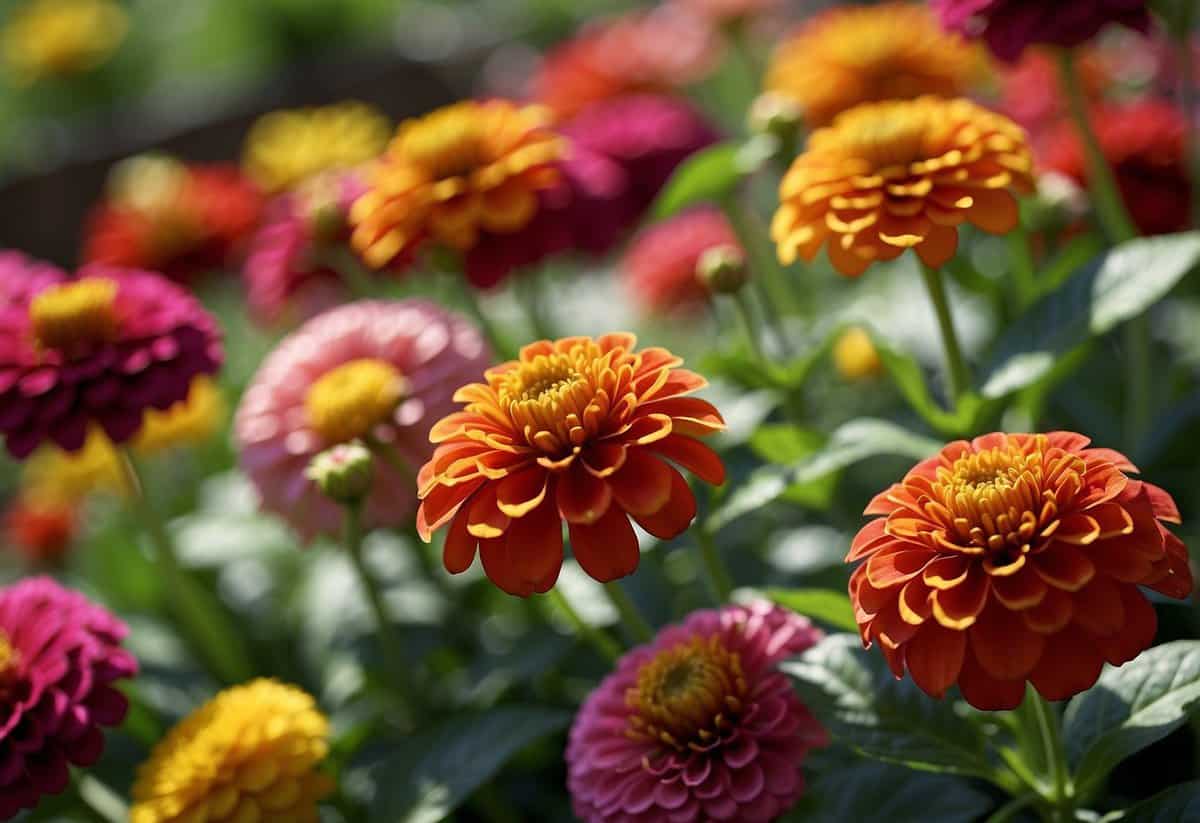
0,577,137,820
235,299,491,540
932,0,1150,63
0,262,223,459
622,207,740,315
567,602,827,823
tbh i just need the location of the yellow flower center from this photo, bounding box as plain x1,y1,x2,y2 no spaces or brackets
626,635,747,752
30,279,119,351
305,359,406,444
497,347,608,455
399,102,490,180
0,630,19,689
833,105,935,169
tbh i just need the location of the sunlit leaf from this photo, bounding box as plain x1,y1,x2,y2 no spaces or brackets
767,588,857,632
651,142,741,219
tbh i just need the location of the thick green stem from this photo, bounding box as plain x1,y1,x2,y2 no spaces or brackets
516,270,556,342
1020,690,1074,822
731,291,769,366
721,196,803,326
546,588,622,661
695,527,734,603
1008,224,1037,311
603,581,653,643
451,274,515,360
918,263,971,404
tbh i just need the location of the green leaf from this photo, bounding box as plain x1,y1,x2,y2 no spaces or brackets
767,588,857,633
1107,780,1200,822
1064,640,1200,798
749,425,836,509
651,142,741,219
782,635,995,777
982,232,1200,398
364,706,571,823
708,418,942,531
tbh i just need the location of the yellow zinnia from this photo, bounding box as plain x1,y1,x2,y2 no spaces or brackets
1,0,127,84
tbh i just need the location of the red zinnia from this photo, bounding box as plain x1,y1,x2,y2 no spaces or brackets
622,207,740,315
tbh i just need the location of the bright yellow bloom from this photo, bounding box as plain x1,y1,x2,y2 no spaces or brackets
243,102,391,193
130,679,333,823
773,97,1034,277
765,2,982,128
135,376,226,453
1,0,127,84
833,326,883,380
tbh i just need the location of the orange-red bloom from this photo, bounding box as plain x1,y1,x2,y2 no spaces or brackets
848,433,1193,710
416,334,726,596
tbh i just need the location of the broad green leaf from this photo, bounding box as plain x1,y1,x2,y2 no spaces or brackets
867,330,992,436
749,425,836,509
767,588,857,633
651,142,740,219
982,232,1200,398
364,706,571,823
1064,640,1200,797
1106,780,1200,822
782,635,995,777
708,419,942,531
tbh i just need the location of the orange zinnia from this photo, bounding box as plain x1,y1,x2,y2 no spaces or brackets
772,96,1034,277
848,432,1193,710
416,334,726,596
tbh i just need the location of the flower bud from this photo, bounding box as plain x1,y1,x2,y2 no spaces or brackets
696,244,750,295
833,326,882,381
305,441,374,504
747,92,802,144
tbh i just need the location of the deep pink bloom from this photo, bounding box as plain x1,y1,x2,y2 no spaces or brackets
0,252,66,309
932,0,1151,62
235,299,491,540
567,602,826,823
0,263,223,459
622,207,740,314
0,577,137,820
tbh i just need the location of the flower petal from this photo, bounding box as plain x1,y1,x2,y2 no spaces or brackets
631,466,697,539
904,623,965,699
568,505,640,583
556,463,613,525
610,451,673,516
651,434,726,486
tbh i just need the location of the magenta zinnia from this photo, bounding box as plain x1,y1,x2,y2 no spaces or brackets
566,602,826,823
0,261,222,459
0,577,137,820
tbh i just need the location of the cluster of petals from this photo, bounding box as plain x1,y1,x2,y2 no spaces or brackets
772,96,1034,277
622,207,740,315
416,333,726,596
566,602,827,823
848,432,1193,710
0,258,223,459
0,577,137,820
236,299,490,540
765,2,982,129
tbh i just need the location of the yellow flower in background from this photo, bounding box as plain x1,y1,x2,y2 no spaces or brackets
833,326,882,380
130,679,333,823
765,2,982,128
1,0,128,84
243,102,391,193
135,376,225,453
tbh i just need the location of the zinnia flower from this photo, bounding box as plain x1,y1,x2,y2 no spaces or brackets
1040,101,1192,236
566,602,827,822
0,262,223,459
772,96,1034,277
83,154,264,282
848,432,1193,710
236,299,490,540
764,3,982,128
622,207,741,315
0,0,127,84
416,334,726,596
3,499,76,567
531,7,720,121
0,577,137,820
130,679,332,823
932,0,1151,63
243,101,391,194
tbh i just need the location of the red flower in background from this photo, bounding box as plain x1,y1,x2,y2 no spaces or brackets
3,499,76,567
622,207,740,315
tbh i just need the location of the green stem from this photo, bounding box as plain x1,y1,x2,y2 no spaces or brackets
545,588,622,661
1009,224,1037,311
695,526,734,603
450,273,515,360
731,291,768,366
721,195,804,323
603,581,653,643
75,774,128,823
1022,690,1073,821
918,263,971,404
516,270,555,342
984,794,1037,823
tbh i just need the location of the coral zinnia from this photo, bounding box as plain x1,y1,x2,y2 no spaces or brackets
0,577,137,819
622,207,741,315
566,602,827,822
1041,101,1192,236
130,679,332,823
416,334,726,596
931,0,1151,63
772,96,1034,277
765,3,982,128
236,299,490,540
243,101,391,194
848,432,1193,710
0,263,223,459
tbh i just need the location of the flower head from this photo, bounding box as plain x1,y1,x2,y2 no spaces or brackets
622,208,741,314
765,3,982,128
772,96,1034,277
417,334,726,596
130,679,332,823
236,300,490,540
3,499,76,567
932,0,1151,62
0,262,223,459
243,101,391,193
0,0,127,84
567,602,826,822
848,432,1193,710
0,577,137,819
1041,101,1192,236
